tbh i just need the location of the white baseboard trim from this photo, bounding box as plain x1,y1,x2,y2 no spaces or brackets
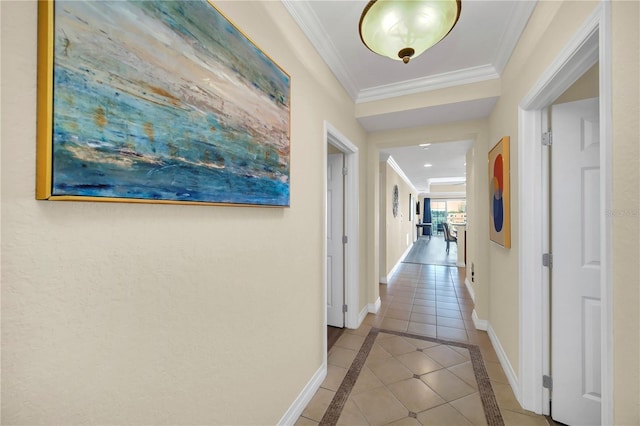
472,309,488,331
464,278,475,303
400,243,413,262
368,297,381,315
356,305,369,330
278,363,327,425
382,244,414,285
487,324,520,403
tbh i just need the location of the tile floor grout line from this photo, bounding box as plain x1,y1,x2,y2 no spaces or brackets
320,327,505,426
319,328,380,426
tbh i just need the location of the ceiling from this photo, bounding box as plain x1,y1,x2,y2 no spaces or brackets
382,139,473,192
283,0,536,192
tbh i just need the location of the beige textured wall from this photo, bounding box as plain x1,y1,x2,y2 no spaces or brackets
0,1,367,424
368,121,490,317
356,79,500,119
611,1,639,422
486,0,601,376
554,63,599,105
428,184,467,194
381,162,416,277
462,129,490,322
379,162,388,278
486,1,639,422
464,146,489,317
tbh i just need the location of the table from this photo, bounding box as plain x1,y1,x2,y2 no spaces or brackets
416,222,432,239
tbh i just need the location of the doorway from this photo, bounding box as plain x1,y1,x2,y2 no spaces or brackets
327,151,345,329
550,96,601,424
323,122,359,353
518,4,612,423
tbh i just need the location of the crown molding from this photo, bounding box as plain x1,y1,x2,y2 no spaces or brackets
356,65,500,104
283,0,535,105
281,0,360,99
493,0,538,73
386,156,417,193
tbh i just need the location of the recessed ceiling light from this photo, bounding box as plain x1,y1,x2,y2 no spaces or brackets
419,143,431,147
424,163,433,168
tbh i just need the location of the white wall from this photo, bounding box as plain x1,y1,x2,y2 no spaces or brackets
0,1,367,424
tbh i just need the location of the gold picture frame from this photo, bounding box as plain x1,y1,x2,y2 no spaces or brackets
36,0,290,207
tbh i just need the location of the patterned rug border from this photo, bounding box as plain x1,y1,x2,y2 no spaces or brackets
319,328,504,426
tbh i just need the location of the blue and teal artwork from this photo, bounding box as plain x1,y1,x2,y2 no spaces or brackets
49,0,290,206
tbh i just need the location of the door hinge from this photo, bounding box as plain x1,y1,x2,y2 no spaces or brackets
542,131,553,146
543,252,553,268
342,167,348,176
342,304,348,313
342,235,348,244
543,375,553,390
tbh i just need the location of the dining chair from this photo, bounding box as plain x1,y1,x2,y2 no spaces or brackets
443,223,457,254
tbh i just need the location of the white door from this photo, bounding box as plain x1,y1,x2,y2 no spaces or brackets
327,153,344,328
551,97,601,424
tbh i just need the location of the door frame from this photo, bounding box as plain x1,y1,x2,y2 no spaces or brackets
517,2,612,423
323,121,360,340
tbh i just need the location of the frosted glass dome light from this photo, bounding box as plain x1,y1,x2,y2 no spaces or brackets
359,0,461,64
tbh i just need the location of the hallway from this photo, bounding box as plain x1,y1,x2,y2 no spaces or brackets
402,235,458,267
297,264,549,425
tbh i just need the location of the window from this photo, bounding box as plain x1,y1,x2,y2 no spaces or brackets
431,199,466,234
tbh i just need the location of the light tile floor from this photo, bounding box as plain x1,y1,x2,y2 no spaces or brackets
297,264,550,426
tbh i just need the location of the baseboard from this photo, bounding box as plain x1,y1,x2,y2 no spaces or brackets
457,261,466,267
472,309,488,331
368,297,381,315
278,363,327,425
382,244,414,284
487,324,520,403
356,304,370,329
464,278,475,303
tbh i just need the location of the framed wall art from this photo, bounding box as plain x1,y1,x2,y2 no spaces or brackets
392,185,399,218
489,136,511,248
36,0,290,207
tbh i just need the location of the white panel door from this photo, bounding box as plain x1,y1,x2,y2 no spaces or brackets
551,97,600,425
327,153,344,328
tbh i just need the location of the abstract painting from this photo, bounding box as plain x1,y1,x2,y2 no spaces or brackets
37,0,290,207
489,136,511,248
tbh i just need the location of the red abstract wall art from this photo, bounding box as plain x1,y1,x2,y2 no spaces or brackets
489,136,511,248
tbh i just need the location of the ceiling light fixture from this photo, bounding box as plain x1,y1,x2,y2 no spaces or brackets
424,163,433,168
419,143,431,147
359,0,462,64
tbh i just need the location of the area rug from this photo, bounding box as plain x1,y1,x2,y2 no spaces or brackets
319,328,504,426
